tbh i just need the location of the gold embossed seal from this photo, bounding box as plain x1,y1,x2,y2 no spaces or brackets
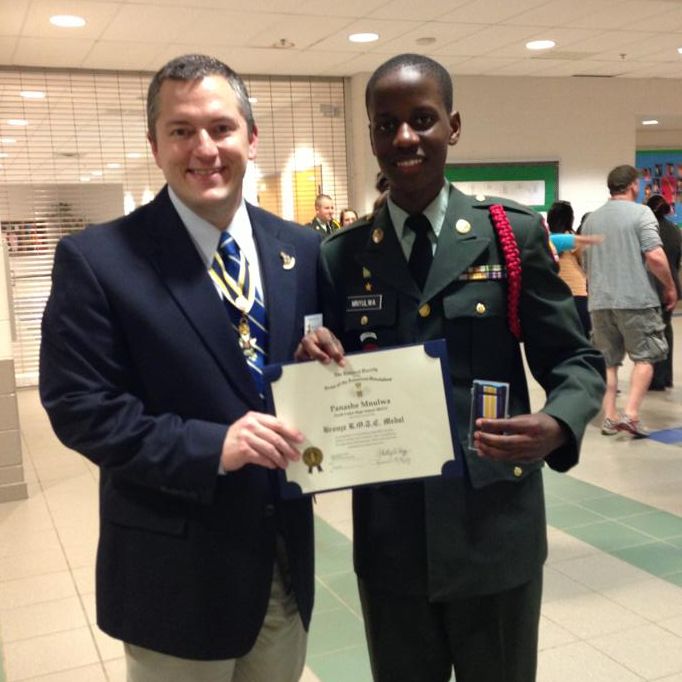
302,446,324,473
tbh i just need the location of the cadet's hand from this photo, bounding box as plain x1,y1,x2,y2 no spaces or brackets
294,326,345,366
221,412,304,471
472,413,566,462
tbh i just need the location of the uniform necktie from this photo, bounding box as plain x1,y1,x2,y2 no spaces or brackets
209,232,269,400
406,214,434,291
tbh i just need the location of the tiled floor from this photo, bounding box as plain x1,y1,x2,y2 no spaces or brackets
1,316,681,681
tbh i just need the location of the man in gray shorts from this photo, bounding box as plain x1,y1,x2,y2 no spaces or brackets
582,165,678,437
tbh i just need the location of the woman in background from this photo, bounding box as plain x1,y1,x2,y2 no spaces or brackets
646,195,681,389
339,208,358,227
547,200,592,337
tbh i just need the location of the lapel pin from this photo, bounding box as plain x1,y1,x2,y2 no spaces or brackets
371,228,384,244
280,251,295,270
455,219,472,234
362,267,372,278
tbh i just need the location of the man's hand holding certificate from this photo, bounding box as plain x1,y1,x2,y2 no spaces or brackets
265,340,460,496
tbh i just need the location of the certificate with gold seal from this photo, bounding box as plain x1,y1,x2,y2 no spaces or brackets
264,340,461,497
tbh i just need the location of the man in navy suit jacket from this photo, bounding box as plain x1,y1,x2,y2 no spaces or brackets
40,54,320,682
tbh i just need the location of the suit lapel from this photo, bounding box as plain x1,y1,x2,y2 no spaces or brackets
144,189,260,407
247,204,298,363
354,206,421,300
422,186,491,303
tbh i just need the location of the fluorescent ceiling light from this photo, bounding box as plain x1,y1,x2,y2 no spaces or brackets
349,32,379,43
90,170,103,177
0,153,9,159
80,175,91,182
6,119,28,126
641,119,659,125
20,90,46,100
50,15,86,28
127,152,143,159
106,162,122,169
526,40,556,50
0,137,16,144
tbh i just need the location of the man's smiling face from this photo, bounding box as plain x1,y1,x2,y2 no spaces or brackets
149,75,258,229
367,66,460,215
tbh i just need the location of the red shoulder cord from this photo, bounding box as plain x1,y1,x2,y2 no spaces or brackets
489,204,522,341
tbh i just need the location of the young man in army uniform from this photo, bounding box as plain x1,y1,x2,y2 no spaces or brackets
298,53,605,682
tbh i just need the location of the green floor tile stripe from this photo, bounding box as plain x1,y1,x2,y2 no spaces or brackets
544,470,682,584
310,518,372,680
310,478,682,679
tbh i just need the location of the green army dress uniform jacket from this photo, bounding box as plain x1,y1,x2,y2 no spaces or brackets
318,185,605,600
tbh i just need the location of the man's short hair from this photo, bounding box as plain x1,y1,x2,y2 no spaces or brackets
607,165,639,195
315,194,333,208
147,54,255,141
365,53,453,113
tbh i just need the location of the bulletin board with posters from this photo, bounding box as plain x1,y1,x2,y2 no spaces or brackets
635,150,682,224
445,162,558,213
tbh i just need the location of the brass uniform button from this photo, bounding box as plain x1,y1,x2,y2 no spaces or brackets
513,466,523,478
372,228,384,244
455,219,471,234
360,315,369,326
418,303,431,318
365,282,373,292
475,302,486,314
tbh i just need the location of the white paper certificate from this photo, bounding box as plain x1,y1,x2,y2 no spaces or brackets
266,341,459,496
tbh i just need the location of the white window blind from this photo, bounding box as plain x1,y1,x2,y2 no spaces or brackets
0,67,349,386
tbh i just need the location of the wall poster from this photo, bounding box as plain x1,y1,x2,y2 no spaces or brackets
636,149,682,224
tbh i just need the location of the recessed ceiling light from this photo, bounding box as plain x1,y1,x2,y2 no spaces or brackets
526,40,556,51
20,90,46,100
349,32,379,43
6,119,28,127
50,15,86,28
0,137,16,144
642,119,659,125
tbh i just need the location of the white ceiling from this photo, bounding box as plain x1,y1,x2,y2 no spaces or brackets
3,0,682,80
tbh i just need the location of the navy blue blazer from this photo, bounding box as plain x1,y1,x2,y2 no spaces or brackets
40,187,320,660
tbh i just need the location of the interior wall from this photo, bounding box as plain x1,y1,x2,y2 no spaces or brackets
348,73,682,223
636,129,682,150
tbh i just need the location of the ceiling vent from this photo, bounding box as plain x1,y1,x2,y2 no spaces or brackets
572,73,619,78
530,51,594,61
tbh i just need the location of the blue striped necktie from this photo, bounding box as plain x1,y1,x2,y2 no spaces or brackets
209,232,269,400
